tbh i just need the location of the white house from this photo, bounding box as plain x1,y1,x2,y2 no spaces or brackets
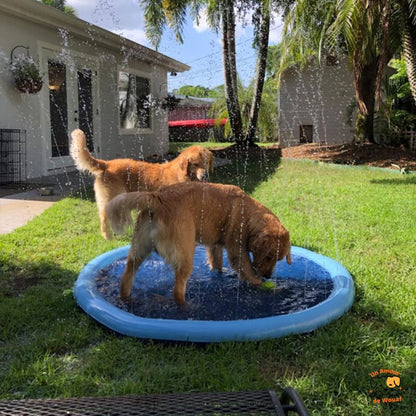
0,0,189,183
278,55,355,147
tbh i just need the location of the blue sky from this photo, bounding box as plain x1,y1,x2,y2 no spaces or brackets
67,0,283,91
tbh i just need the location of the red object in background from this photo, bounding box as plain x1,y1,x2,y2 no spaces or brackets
168,118,227,128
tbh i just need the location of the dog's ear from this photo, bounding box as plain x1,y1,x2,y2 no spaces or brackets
279,231,291,264
179,155,189,173
250,230,292,264
249,232,274,260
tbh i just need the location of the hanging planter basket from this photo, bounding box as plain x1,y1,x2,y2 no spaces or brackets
10,46,43,94
14,78,43,94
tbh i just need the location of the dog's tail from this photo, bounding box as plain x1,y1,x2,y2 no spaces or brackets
70,129,106,174
105,191,157,235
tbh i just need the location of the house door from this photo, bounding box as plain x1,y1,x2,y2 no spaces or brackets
300,125,313,143
43,49,98,172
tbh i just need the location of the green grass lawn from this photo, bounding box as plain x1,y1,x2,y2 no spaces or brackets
0,155,415,415
169,141,233,153
168,141,275,153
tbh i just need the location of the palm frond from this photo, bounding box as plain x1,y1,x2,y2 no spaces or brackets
141,0,166,48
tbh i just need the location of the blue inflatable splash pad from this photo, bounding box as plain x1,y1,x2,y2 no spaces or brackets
74,246,354,342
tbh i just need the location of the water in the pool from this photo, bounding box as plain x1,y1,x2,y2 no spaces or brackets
95,246,333,321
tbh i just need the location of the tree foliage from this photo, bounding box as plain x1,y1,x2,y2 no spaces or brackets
40,0,76,15
210,74,278,141
175,85,220,98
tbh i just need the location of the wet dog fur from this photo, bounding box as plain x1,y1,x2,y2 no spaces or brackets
70,129,214,239
105,182,291,305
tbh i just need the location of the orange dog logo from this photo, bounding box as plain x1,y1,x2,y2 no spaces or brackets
386,376,400,388
368,369,404,404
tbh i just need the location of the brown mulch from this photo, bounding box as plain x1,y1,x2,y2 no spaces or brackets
281,142,416,172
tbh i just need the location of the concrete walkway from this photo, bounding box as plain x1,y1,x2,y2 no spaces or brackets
0,171,92,235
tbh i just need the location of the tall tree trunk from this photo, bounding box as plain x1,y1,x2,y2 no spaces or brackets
221,2,244,143
353,56,379,143
402,1,416,105
246,4,270,146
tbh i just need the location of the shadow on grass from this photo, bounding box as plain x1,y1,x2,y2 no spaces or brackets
211,147,282,194
0,257,101,352
67,148,282,202
370,175,416,186
0,258,75,298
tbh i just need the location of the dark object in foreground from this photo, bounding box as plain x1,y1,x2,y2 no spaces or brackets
0,388,310,415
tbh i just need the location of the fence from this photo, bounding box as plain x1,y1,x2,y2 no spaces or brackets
0,129,27,185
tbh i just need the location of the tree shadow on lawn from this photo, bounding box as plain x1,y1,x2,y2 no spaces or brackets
0,258,75,298
370,175,416,186
211,148,282,194
0,258,100,355
67,149,282,202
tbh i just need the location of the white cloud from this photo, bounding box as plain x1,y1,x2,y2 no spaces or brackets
192,7,254,49
269,25,283,45
192,7,249,39
66,0,150,45
114,28,148,45
67,0,146,32
269,13,284,45
193,8,210,33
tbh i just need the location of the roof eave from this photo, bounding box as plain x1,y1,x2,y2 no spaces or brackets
0,0,190,73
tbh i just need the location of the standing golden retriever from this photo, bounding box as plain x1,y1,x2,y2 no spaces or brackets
105,182,291,305
70,129,214,239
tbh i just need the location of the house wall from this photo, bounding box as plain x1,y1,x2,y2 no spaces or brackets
0,0,186,181
278,56,355,147
169,105,211,122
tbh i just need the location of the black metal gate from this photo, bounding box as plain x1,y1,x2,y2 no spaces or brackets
0,389,311,415
0,129,27,185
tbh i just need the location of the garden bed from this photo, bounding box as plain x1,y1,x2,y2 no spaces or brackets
281,142,416,171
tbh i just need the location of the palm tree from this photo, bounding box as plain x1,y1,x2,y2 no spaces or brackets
213,0,246,143
141,0,278,147
210,75,278,141
399,0,416,104
246,0,271,144
279,0,401,143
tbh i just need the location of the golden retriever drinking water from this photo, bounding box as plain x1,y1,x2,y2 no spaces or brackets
70,129,214,239
105,182,291,305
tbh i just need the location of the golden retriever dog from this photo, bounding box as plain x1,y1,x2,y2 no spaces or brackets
70,129,214,239
105,182,291,305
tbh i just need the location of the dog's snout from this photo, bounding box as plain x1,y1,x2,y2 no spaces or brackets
198,170,208,182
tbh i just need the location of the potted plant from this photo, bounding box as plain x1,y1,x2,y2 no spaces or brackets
10,51,43,94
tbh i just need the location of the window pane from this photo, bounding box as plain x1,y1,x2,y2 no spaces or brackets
77,68,94,152
119,72,151,130
119,71,137,129
136,77,150,129
48,60,68,157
